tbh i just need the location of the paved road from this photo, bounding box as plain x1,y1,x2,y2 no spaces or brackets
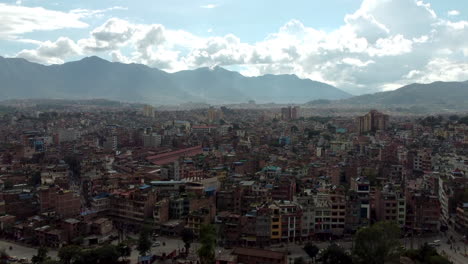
270,234,468,264
126,235,202,263
1,232,466,264
0,240,57,261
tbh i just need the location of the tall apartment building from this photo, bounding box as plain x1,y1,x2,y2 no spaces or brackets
143,133,162,148
109,186,157,230
375,187,406,227
405,190,440,232
330,188,346,235
281,106,300,120
413,148,432,172
297,192,315,239
276,200,302,242
57,128,79,143
143,105,155,118
357,110,389,134
314,192,332,238
350,177,371,221
103,135,118,151
207,107,223,123
38,186,81,218
455,203,468,236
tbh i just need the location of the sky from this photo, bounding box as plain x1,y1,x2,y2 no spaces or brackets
1,0,468,95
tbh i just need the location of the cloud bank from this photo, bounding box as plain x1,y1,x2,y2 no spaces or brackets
2,0,468,94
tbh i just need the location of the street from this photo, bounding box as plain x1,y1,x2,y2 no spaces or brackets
0,232,466,264
0,240,57,261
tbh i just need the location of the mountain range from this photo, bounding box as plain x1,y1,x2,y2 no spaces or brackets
0,56,351,104
1,56,467,110
341,81,468,108
305,81,468,111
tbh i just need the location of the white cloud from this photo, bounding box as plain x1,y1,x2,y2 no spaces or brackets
70,6,127,19
9,0,468,94
200,4,217,9
380,83,403,91
342,58,375,67
0,3,88,39
16,37,81,64
0,4,127,40
448,10,460,16
404,58,468,83
110,50,131,64
79,18,136,52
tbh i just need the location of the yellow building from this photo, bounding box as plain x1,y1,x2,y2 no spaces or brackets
143,105,155,118
207,107,223,123
270,204,282,240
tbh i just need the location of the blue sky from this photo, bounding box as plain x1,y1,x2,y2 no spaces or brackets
1,0,468,94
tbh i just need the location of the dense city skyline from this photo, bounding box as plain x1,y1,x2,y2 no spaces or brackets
0,1,467,264
0,102,466,263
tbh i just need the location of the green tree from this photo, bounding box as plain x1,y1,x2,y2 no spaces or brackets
320,243,353,264
427,255,451,264
181,228,194,256
64,155,81,177
137,225,152,256
449,115,459,121
294,257,305,264
459,116,468,125
94,245,119,264
58,245,82,264
74,249,98,264
117,242,132,261
403,243,451,264
307,130,320,138
352,221,402,264
198,224,217,264
32,247,50,264
41,260,60,264
291,125,299,133
303,242,319,259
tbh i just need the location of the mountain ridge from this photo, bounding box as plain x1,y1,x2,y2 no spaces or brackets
0,56,351,104
305,80,468,111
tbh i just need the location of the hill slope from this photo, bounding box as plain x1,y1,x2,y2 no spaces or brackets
341,81,468,110
0,56,351,104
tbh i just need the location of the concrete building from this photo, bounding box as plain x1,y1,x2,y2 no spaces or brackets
38,186,81,218
280,106,300,120
330,188,346,236
350,177,371,220
143,105,155,118
207,107,223,123
357,110,389,134
455,203,468,237
297,192,315,239
143,133,162,148
109,186,157,230
375,187,406,227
